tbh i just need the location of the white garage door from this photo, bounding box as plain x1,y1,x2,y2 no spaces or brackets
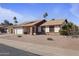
15,28,23,34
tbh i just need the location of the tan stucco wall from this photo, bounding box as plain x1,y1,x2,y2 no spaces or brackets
7,26,14,34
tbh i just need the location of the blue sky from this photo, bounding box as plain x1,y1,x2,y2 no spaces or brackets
0,3,79,25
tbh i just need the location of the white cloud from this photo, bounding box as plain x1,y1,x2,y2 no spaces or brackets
0,6,25,23
0,6,38,24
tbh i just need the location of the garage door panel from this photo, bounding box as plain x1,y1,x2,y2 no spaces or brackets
15,28,23,34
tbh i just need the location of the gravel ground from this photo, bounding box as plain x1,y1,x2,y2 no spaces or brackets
0,34,79,50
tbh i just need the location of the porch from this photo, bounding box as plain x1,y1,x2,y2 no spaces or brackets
23,26,37,35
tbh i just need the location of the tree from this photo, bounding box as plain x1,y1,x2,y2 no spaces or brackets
9,23,13,25
59,22,79,35
13,16,18,25
43,12,48,19
1,20,13,26
0,20,13,33
4,20,10,25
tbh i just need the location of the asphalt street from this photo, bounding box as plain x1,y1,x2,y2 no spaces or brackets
0,44,40,56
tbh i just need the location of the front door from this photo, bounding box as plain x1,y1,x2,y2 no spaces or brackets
32,26,36,35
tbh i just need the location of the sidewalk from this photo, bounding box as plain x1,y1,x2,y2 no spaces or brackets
0,38,79,56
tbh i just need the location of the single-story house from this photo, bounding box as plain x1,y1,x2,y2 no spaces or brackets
40,19,68,35
7,19,68,35
13,19,46,35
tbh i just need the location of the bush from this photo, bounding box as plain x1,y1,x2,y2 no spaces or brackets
47,38,53,40
59,30,69,35
17,35,22,37
59,22,79,36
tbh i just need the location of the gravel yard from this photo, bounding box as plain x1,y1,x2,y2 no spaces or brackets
0,34,79,50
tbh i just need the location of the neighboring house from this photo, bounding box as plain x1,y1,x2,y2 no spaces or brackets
13,20,46,35
0,24,7,33
7,25,14,34
40,19,68,35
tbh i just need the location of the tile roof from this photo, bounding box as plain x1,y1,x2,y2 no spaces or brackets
20,20,46,27
41,19,65,26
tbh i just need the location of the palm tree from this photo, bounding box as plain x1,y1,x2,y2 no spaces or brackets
43,12,48,19
13,16,18,25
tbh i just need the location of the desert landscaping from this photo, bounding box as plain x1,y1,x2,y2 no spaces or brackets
1,34,79,50
0,3,79,56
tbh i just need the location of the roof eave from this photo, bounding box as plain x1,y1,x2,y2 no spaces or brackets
41,24,62,26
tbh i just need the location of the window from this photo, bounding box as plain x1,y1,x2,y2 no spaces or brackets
41,26,45,32
38,27,41,32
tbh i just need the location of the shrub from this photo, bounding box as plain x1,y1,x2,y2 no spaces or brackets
17,35,22,37
47,38,54,41
59,22,79,36
59,30,69,35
